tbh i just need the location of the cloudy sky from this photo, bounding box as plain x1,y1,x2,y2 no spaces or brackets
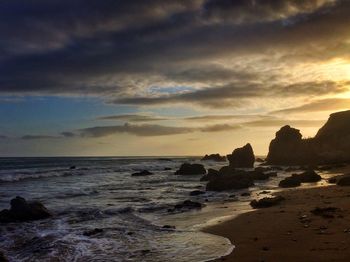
1,0,350,156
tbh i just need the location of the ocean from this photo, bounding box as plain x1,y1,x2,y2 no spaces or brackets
0,157,329,261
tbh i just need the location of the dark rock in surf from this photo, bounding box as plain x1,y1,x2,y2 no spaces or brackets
189,190,205,196
200,168,219,181
279,176,301,188
0,251,8,262
206,172,254,191
162,225,176,229
227,143,255,168
83,228,104,236
131,170,153,176
250,196,285,209
295,169,321,183
337,175,350,186
201,154,226,162
174,200,204,210
175,163,206,175
0,196,51,223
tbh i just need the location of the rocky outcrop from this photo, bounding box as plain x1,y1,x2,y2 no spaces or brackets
267,110,350,165
189,190,205,196
250,196,285,209
131,170,153,176
201,154,226,162
83,228,104,236
175,163,206,175
206,169,254,191
0,251,8,262
279,176,301,188
337,176,350,186
172,200,204,211
295,169,321,183
279,170,321,188
0,196,51,223
227,143,255,168
200,168,219,181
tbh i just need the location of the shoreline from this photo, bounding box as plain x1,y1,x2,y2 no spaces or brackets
203,167,350,262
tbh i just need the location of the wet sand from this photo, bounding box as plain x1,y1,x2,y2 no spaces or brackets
204,168,350,262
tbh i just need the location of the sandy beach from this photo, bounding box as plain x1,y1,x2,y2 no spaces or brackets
204,168,350,262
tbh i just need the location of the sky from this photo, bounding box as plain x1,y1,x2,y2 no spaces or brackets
0,0,350,156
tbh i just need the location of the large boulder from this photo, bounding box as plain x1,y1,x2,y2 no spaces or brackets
200,168,219,181
279,176,301,188
206,172,254,191
175,163,206,175
0,196,51,223
201,154,226,162
0,251,8,262
337,175,350,186
250,196,285,209
131,170,153,176
295,169,321,183
227,143,255,168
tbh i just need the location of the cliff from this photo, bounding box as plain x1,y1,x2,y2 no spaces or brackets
267,110,350,165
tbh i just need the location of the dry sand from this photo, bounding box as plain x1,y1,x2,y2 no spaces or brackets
204,168,350,262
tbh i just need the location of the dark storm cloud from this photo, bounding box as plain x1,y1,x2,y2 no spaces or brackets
21,135,61,140
97,114,169,122
114,80,347,108
0,0,349,108
79,122,243,137
202,0,335,24
79,123,193,137
272,98,350,114
60,132,76,138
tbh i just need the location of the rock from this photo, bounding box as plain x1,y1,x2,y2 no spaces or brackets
279,176,301,188
241,192,250,197
131,170,153,176
162,225,176,229
206,172,254,191
0,196,51,223
174,200,204,210
69,166,76,169
254,167,272,173
0,251,8,262
337,176,350,186
249,170,270,180
83,228,104,236
189,190,205,196
258,190,271,195
328,177,337,183
266,171,278,177
256,158,265,163
227,143,255,168
311,207,339,218
250,196,285,209
278,170,321,188
175,163,206,175
164,167,172,171
201,154,226,162
294,169,321,183
200,168,219,181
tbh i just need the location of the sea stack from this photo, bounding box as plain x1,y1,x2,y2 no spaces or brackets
227,143,255,168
